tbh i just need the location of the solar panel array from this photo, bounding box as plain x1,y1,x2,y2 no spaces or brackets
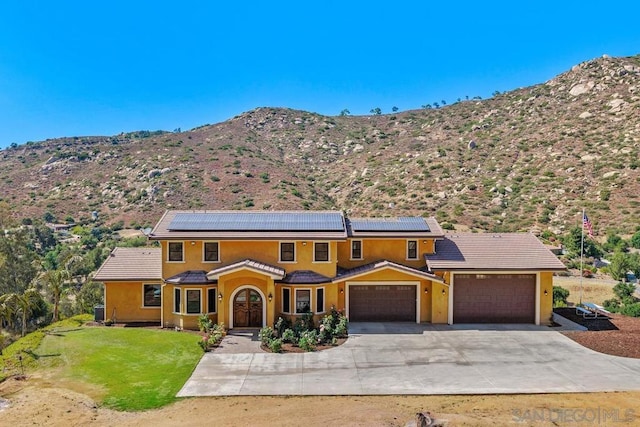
349,217,430,232
167,212,345,231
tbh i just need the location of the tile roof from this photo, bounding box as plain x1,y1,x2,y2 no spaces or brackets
278,270,332,284
347,216,444,238
334,260,444,283
93,247,162,281
425,233,567,271
165,270,216,285
150,210,348,240
206,259,285,280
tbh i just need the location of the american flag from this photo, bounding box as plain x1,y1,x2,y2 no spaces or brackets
583,212,594,238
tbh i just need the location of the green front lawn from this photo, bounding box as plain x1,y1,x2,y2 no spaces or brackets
34,324,203,410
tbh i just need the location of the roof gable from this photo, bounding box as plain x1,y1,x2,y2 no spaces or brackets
334,260,444,283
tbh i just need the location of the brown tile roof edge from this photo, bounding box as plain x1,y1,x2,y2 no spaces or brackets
94,247,162,281
206,259,285,280
334,260,445,283
425,233,567,271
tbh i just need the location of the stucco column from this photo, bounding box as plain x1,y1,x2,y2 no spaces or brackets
218,280,227,329
266,277,276,327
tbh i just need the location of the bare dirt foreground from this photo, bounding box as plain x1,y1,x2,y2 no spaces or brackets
1,378,640,426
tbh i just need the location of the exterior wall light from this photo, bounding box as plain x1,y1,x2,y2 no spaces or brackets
268,293,273,302
442,289,446,296
544,289,548,296
424,288,429,294
340,288,344,294
218,293,223,301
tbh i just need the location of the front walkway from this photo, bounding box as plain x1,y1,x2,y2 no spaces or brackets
178,323,640,396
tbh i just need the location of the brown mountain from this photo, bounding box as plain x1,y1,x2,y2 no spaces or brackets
1,54,639,235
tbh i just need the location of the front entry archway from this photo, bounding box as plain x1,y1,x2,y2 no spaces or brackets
233,288,263,327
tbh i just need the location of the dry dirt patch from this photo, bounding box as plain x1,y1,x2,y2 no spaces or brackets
553,275,618,306
2,377,640,426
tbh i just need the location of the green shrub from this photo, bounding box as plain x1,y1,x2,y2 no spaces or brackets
298,330,317,351
198,314,213,332
268,338,283,353
281,328,296,344
603,299,621,312
274,316,292,337
622,303,640,317
553,286,570,307
259,326,275,345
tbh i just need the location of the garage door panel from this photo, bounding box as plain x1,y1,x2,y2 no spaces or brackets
454,274,535,323
349,285,416,322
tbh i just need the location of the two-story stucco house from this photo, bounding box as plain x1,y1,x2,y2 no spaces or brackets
94,210,565,329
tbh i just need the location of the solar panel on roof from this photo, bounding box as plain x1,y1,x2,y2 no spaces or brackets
349,217,430,232
167,212,345,231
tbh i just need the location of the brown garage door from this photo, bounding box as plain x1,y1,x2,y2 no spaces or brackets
349,285,416,321
453,274,535,323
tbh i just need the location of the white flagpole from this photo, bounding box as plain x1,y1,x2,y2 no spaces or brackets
580,208,585,306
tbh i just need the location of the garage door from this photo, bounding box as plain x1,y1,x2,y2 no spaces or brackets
453,274,535,323
349,285,416,321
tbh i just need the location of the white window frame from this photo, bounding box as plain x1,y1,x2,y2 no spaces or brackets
281,287,291,314
350,240,363,260
295,288,312,314
406,239,418,260
315,287,325,314
279,241,296,263
173,287,181,313
202,241,221,263
142,283,161,308
167,241,185,263
207,287,217,313
313,241,330,263
185,288,202,315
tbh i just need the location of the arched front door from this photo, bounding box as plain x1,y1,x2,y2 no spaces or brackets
233,289,263,327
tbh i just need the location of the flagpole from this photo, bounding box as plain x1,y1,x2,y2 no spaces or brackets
580,208,584,306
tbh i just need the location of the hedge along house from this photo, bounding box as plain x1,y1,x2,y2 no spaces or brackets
94,210,565,329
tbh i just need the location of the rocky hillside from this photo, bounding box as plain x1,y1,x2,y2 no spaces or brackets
1,54,639,236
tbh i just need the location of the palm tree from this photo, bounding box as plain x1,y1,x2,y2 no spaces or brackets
38,254,82,322
0,293,16,333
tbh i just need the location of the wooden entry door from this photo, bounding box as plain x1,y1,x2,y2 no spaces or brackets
233,289,263,327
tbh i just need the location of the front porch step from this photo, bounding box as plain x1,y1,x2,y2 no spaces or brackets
227,328,259,337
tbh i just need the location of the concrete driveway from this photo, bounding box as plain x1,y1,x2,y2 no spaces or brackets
178,323,640,396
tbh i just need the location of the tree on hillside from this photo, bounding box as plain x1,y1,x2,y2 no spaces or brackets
562,227,602,259
370,107,382,115
339,109,350,116
631,231,640,249
608,251,631,281
0,230,38,294
4,289,46,336
392,106,399,112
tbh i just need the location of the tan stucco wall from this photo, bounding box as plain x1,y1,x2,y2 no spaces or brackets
162,240,338,278
539,272,554,325
161,284,218,329
104,281,162,323
336,238,435,269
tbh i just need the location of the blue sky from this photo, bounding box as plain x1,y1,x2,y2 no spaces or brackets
1,2,639,148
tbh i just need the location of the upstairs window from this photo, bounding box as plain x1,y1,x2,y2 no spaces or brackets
351,240,362,260
280,242,295,262
204,242,219,262
314,242,329,262
407,240,418,260
168,242,184,262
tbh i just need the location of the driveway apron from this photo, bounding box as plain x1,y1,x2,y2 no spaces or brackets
178,323,640,396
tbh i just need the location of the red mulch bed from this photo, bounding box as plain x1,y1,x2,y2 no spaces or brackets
555,307,640,359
